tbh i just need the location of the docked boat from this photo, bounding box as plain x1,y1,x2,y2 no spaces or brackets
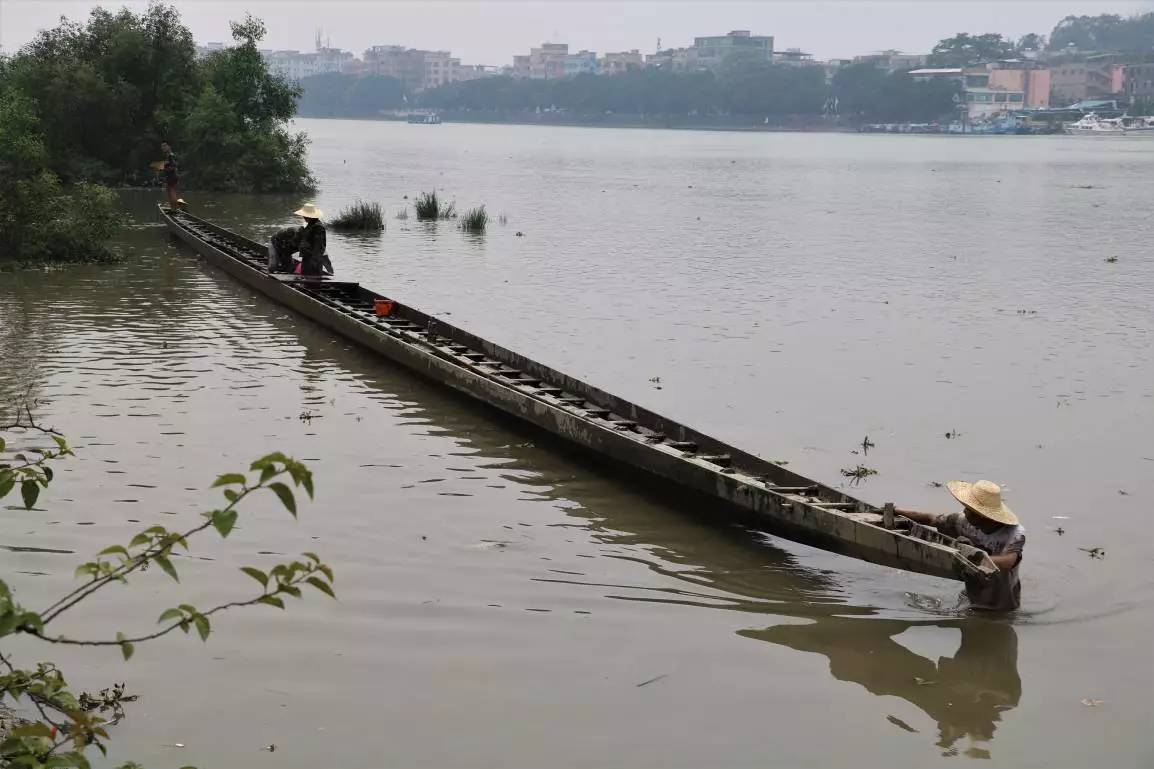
406,113,442,125
1065,113,1127,135
158,205,997,584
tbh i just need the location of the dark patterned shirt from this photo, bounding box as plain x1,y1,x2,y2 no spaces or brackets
936,512,1025,611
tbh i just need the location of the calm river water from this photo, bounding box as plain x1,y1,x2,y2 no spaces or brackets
2,121,1153,768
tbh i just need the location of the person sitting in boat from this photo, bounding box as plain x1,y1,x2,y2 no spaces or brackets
294,203,330,277
268,225,301,273
897,481,1025,611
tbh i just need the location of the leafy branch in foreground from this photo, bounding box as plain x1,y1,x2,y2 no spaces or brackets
0,426,334,769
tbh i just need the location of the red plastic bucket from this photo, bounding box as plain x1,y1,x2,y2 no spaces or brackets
374,299,395,317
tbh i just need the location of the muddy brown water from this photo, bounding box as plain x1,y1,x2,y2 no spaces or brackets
1,123,1152,767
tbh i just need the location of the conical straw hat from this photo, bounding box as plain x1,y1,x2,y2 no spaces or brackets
293,203,324,219
946,480,1018,526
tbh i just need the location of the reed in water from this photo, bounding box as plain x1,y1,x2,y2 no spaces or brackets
460,206,489,234
330,200,384,231
415,191,455,221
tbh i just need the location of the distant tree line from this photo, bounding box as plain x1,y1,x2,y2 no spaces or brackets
298,57,959,125
1048,12,1154,52
0,4,315,263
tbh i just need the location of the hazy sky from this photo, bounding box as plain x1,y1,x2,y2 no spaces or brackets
2,1,1152,64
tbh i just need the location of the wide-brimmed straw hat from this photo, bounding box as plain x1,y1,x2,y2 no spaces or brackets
946,480,1018,526
294,203,324,219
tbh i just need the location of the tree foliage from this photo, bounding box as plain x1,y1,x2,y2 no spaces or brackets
0,94,119,264
1048,12,1154,52
927,33,1016,68
411,63,836,118
0,4,313,192
832,64,961,123
297,74,407,118
0,413,334,768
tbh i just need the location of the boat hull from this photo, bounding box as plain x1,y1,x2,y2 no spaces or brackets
159,205,995,583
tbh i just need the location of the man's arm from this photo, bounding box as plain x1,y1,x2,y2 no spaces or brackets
894,508,938,526
989,551,1021,572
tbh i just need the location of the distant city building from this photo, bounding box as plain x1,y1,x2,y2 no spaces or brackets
853,49,927,73
910,63,1049,119
1125,61,1154,102
195,42,224,59
600,50,643,75
264,44,355,82
565,50,598,76
363,46,464,91
693,30,774,69
1050,57,1126,105
511,43,569,79
645,46,700,72
772,48,816,67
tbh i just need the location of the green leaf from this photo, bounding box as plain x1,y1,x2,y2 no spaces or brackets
117,633,134,661
318,564,334,583
20,480,39,510
279,585,302,599
306,577,336,599
192,613,210,641
259,464,277,483
0,437,5,452
129,532,151,548
301,471,315,500
258,595,285,610
74,563,96,580
302,551,319,562
212,473,246,488
240,566,268,588
98,545,129,559
267,482,296,516
0,475,13,500
158,608,184,624
154,555,179,582
211,509,238,537
51,435,68,452
223,488,239,503
42,466,53,483
19,611,43,632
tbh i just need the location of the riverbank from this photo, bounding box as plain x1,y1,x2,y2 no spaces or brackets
297,110,858,133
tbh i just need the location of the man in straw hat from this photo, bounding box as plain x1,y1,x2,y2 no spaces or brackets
294,203,329,277
898,480,1025,611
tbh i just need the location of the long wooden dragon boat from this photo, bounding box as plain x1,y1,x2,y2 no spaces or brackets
159,204,997,583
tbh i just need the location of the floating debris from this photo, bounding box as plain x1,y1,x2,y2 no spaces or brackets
913,677,936,686
1078,547,1106,559
1081,698,1105,707
1105,256,1118,264
840,465,878,485
1055,527,1065,536
860,435,875,455
1118,490,1129,496
636,674,668,688
886,714,918,733
928,481,944,488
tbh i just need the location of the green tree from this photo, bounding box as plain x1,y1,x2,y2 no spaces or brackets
0,93,118,264
1048,12,1154,52
927,33,1015,67
0,414,334,768
832,64,960,123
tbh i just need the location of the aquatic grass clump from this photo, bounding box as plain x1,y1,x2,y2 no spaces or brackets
414,191,456,221
395,208,409,220
460,206,489,234
330,200,384,232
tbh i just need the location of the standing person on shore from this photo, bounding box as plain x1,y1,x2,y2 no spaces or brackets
160,141,181,207
897,480,1025,611
295,203,328,277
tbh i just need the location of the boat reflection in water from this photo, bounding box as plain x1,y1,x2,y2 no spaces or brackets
745,618,1019,759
